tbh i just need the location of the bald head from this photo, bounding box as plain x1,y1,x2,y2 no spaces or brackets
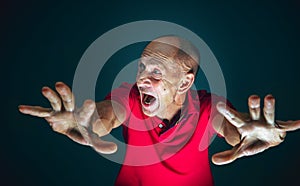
142,36,200,75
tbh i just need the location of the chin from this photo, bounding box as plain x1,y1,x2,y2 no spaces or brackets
142,108,158,117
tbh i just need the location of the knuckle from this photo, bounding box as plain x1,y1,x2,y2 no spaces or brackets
85,99,95,106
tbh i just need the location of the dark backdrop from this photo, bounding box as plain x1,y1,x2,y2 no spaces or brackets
2,0,300,185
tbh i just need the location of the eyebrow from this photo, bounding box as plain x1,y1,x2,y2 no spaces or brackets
140,58,167,70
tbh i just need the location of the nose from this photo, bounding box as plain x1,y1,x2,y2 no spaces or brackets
137,78,152,89
136,69,151,83
136,74,152,92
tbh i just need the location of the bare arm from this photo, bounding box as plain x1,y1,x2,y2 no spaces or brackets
92,100,125,137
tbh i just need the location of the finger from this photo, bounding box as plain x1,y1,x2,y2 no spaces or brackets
66,129,89,145
212,138,269,165
217,102,245,128
276,120,300,132
75,99,96,127
18,105,53,117
41,86,62,111
90,134,118,154
75,113,117,154
212,142,241,165
263,94,275,125
248,95,260,120
55,82,75,112
44,112,74,122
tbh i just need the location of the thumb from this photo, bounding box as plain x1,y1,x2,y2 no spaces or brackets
212,145,241,165
89,132,118,154
92,139,118,154
212,138,270,165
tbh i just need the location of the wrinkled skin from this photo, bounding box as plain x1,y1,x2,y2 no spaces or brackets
18,74,300,165
212,95,300,165
18,36,300,165
136,36,196,120
19,82,121,154
136,56,187,120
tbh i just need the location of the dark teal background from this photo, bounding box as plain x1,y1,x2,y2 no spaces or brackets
3,0,300,185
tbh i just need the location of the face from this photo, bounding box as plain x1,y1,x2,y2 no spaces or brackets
136,55,185,118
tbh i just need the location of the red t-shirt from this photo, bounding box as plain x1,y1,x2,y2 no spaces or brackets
106,83,226,186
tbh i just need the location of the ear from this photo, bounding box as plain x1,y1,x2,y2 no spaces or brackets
177,73,194,94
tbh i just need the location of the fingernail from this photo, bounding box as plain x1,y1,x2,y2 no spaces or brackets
264,98,275,109
249,95,260,108
216,102,227,113
217,102,226,107
42,87,51,95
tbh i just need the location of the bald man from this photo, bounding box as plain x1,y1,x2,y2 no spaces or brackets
19,36,300,186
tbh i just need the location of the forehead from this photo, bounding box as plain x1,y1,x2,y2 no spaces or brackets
140,39,184,71
140,56,180,72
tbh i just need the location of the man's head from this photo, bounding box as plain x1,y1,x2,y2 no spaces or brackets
136,36,200,119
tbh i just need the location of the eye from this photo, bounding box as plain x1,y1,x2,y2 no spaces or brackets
153,69,161,75
139,63,145,72
152,69,162,80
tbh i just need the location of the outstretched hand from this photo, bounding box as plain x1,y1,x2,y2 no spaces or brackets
19,82,117,154
212,94,300,165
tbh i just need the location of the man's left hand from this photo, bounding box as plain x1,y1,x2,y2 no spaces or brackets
212,94,300,165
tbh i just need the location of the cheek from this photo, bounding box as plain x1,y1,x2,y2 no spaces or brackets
156,80,177,101
152,81,169,93
161,78,178,93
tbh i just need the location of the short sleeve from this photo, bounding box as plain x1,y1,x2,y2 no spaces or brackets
104,82,139,121
198,91,234,138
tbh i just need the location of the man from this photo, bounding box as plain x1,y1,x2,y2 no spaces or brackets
19,36,300,185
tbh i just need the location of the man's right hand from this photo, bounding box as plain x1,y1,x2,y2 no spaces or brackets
19,82,118,154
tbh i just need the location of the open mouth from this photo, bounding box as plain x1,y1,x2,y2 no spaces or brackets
142,93,157,106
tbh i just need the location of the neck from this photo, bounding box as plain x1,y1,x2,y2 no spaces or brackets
157,93,187,121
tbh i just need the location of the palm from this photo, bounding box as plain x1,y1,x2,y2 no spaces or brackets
19,82,117,153
212,95,300,165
